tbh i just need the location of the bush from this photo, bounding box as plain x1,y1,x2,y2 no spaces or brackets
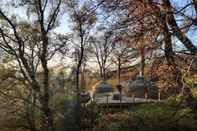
133,102,197,131
94,112,137,131
94,100,197,131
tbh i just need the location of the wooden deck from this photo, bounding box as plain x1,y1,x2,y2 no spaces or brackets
95,96,158,103
94,95,159,108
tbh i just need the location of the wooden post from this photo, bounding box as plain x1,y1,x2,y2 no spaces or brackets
106,95,109,110
158,91,161,101
116,84,122,110
120,91,122,110
145,92,148,102
132,93,135,103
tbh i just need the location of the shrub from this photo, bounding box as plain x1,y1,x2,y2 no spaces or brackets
94,112,137,131
133,102,197,131
94,100,197,131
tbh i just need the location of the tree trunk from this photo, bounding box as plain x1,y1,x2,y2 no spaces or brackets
99,66,103,81
163,18,176,67
161,11,183,94
140,48,145,77
192,0,197,14
118,57,121,84
25,91,37,131
103,68,106,81
40,28,54,131
30,78,54,131
76,67,81,131
163,0,197,54
81,65,86,90
41,99,54,131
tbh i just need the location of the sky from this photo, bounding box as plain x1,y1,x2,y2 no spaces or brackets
172,0,197,47
56,0,197,48
1,0,196,68
7,0,197,43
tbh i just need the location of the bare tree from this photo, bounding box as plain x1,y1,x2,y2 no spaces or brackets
97,0,195,95
0,0,63,131
66,0,97,130
90,31,115,81
162,0,197,55
112,34,133,84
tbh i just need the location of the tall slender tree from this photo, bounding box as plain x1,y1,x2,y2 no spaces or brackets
90,31,115,81
112,34,133,83
0,0,63,131
66,0,97,130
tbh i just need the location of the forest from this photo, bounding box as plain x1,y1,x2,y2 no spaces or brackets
0,0,196,131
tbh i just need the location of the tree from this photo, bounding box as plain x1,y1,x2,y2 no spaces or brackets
0,0,63,131
98,0,196,95
162,0,197,55
100,0,197,54
131,32,159,77
66,0,97,130
112,34,133,84
0,59,40,131
97,0,162,74
90,30,115,81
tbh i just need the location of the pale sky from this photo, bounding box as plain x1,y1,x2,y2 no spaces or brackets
1,0,197,68
7,0,197,46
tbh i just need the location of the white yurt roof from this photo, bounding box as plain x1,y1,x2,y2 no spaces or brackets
127,76,158,98
127,76,147,91
94,81,113,94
